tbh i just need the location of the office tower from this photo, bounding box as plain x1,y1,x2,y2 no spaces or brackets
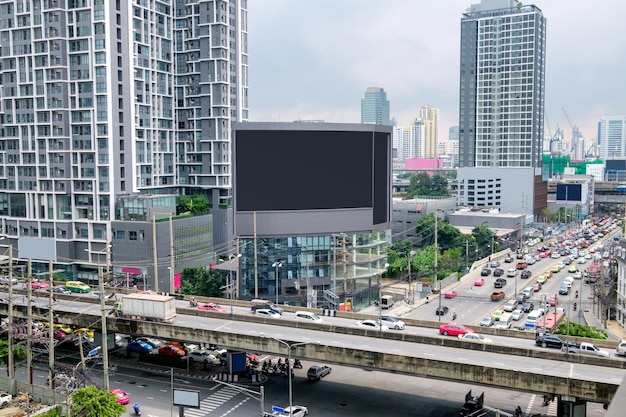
361,87,390,125
0,1,247,267
419,106,439,158
598,115,626,160
457,0,547,213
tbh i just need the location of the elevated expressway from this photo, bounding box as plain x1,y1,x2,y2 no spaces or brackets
1,298,624,406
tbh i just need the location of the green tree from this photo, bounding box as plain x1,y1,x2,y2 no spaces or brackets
178,266,225,296
404,173,450,198
414,214,461,250
0,340,27,364
176,195,210,215
71,386,125,417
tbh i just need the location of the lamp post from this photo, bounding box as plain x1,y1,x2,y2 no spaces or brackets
167,267,174,295
85,245,111,390
272,261,282,304
260,333,318,413
378,263,389,329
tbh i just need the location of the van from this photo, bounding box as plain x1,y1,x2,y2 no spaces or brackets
526,309,544,326
521,287,534,299
380,295,394,309
294,311,324,324
495,312,513,329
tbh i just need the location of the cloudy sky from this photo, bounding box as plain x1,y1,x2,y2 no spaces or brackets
247,0,626,140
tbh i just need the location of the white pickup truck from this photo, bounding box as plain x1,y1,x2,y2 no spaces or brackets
578,342,610,357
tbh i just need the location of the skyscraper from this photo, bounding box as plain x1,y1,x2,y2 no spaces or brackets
598,115,626,160
456,0,547,213
361,87,390,125
419,105,439,159
0,1,247,265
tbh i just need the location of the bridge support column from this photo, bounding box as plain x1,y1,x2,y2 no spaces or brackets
557,397,586,417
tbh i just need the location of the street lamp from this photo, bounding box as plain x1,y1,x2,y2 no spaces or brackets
260,333,319,413
272,261,283,304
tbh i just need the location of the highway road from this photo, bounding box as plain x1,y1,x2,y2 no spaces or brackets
0,355,611,417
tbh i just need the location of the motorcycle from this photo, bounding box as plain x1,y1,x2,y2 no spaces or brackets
293,359,303,369
573,303,577,311
189,300,198,307
133,403,141,416
542,394,554,406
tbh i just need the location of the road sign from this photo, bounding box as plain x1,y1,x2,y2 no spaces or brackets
272,406,285,413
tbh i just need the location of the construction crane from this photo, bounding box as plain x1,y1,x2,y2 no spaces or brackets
561,108,581,153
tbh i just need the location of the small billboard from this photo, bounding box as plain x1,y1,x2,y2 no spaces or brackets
173,389,201,408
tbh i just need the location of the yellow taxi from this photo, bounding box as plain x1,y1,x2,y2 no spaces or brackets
65,280,91,293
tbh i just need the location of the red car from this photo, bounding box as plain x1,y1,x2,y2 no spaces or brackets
27,279,49,289
474,277,485,287
532,282,542,292
548,296,559,306
158,345,186,357
439,323,474,337
444,290,457,299
110,389,130,405
198,303,227,313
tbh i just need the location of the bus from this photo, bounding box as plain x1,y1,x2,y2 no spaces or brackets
536,311,565,333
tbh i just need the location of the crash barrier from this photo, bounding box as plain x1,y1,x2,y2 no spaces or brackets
322,309,337,316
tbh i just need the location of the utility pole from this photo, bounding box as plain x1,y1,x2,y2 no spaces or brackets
152,213,159,293
48,260,55,389
7,244,15,380
435,202,441,322
169,214,175,295
26,259,33,385
520,193,527,255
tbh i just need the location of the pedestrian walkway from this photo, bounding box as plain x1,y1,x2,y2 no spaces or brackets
180,386,249,417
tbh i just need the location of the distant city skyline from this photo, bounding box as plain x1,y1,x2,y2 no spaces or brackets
248,0,626,141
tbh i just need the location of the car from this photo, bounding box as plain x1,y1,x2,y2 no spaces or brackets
503,299,518,312
551,265,561,273
41,322,73,334
516,261,527,270
65,280,91,293
520,270,532,279
573,270,583,279
458,333,494,344
506,268,517,277
188,350,220,364
435,306,449,316
439,323,474,336
127,340,153,353
444,290,457,299
255,309,281,318
158,345,186,357
53,286,72,294
479,316,495,327
504,255,514,263
558,285,570,295
0,392,12,408
521,301,534,313
379,315,405,330
490,261,501,268
511,309,523,321
271,405,309,417
357,320,388,331
493,268,505,277
535,334,576,350
294,311,324,323
494,278,507,288
307,365,332,380
568,265,578,273
198,303,227,312
532,282,542,292
481,268,492,276
110,389,130,405
617,339,626,356
536,275,548,284
135,337,164,348
0,276,18,285
73,327,95,338
543,270,553,279
474,277,485,286
91,291,114,299
490,290,505,301
491,309,504,320
26,279,48,289
548,295,559,306
577,257,586,264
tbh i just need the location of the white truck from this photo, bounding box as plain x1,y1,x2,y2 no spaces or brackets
113,293,176,322
578,342,610,357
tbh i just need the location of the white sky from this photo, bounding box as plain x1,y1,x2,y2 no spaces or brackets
247,0,626,141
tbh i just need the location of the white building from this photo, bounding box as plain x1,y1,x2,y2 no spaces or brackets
599,115,626,160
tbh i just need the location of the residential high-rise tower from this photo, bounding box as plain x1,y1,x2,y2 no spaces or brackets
456,0,547,214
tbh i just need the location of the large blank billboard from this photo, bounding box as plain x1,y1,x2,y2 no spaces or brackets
232,123,391,237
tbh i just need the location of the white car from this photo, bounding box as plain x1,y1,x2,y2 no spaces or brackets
188,350,221,364
511,309,523,321
458,333,494,344
379,315,405,330
357,320,389,331
0,276,18,285
272,405,309,417
573,270,583,279
0,392,12,408
255,309,281,318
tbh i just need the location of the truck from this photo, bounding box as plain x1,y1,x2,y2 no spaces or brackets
113,293,176,322
578,342,610,357
584,262,603,283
